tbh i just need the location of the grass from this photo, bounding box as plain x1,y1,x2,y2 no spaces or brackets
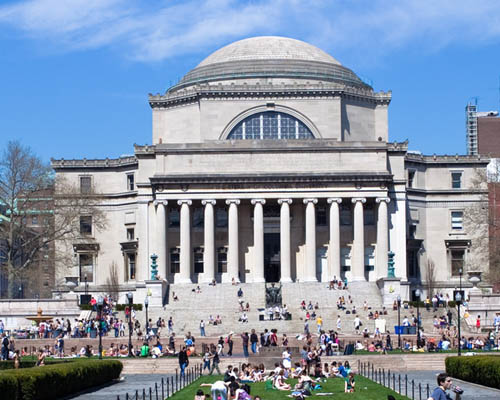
169,375,410,400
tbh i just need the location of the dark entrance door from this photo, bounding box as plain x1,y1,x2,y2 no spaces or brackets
264,233,281,282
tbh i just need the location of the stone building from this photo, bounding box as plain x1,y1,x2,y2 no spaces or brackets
52,36,489,302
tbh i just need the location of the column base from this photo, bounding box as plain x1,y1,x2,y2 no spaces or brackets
280,277,293,283
301,277,318,282
350,276,366,282
175,276,193,284
253,277,266,283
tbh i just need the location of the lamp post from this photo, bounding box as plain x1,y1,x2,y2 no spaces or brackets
18,286,22,299
97,295,104,360
397,295,402,349
455,291,462,356
145,296,149,340
127,292,134,357
459,268,463,294
415,289,421,348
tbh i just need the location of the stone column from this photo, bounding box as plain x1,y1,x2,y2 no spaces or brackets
202,199,216,283
278,199,293,283
226,199,240,282
303,198,318,282
155,200,168,281
327,198,342,281
251,199,266,283
376,197,390,279
351,197,366,281
177,200,192,283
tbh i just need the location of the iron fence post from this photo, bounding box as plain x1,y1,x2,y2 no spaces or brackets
136,389,138,400
412,379,415,400
399,374,401,394
405,374,408,397
155,382,158,400
419,382,422,400
426,383,429,398
162,378,164,399
149,387,152,400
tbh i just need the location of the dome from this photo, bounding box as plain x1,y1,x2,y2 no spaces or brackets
196,36,341,67
169,36,369,92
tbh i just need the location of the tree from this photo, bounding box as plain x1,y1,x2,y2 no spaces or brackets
425,258,436,297
0,141,106,298
105,261,120,301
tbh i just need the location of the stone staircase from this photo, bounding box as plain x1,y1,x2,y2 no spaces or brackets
125,282,467,338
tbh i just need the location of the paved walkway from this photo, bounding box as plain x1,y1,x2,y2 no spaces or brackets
70,374,174,400
395,370,500,400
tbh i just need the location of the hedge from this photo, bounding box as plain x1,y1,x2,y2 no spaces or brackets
405,300,457,308
0,359,72,370
0,359,123,400
446,355,500,389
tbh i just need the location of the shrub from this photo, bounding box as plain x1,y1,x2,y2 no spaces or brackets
79,303,143,311
0,373,18,400
446,355,500,389
0,359,122,400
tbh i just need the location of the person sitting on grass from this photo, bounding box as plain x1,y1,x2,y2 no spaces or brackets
140,342,150,357
274,369,292,390
344,372,355,393
195,389,207,400
200,381,230,400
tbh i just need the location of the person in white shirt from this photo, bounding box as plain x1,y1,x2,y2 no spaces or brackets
354,316,361,334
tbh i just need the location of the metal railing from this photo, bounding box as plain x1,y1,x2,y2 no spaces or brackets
358,360,430,400
116,363,203,400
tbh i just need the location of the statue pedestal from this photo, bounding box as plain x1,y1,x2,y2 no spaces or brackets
377,277,402,307
145,280,167,307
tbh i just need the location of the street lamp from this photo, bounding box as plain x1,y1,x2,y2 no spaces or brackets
415,289,421,348
397,295,402,349
145,296,149,340
127,292,133,357
97,295,104,360
18,286,22,299
455,291,462,356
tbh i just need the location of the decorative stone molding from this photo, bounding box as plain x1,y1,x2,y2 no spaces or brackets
153,200,168,207
351,198,367,204
225,199,241,205
177,200,193,206
201,199,217,206
303,198,318,205
375,197,390,204
277,199,293,205
251,199,266,205
327,198,342,204
51,156,137,169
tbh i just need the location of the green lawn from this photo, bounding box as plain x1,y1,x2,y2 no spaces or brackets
169,375,410,400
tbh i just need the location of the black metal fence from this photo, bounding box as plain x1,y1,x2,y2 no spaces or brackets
116,364,203,400
357,361,430,400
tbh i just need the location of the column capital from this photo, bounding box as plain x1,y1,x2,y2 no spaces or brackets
278,198,293,205
251,198,266,205
177,199,192,206
327,197,342,204
351,197,366,204
201,199,216,206
303,198,318,205
375,197,391,204
225,199,241,205
154,200,168,207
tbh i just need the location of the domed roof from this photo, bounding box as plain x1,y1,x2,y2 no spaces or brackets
197,36,341,68
169,36,369,92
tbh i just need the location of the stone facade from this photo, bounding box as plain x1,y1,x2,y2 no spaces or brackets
51,37,489,302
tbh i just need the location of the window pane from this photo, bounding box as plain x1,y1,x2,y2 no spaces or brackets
128,253,136,280
340,206,352,226
170,251,180,273
80,216,92,235
228,111,313,140
169,208,180,227
451,172,462,189
216,208,228,228
451,250,464,276
127,174,135,191
80,176,91,194
217,251,227,273
79,254,93,282
451,211,463,230
316,207,327,226
194,252,204,273
193,208,204,228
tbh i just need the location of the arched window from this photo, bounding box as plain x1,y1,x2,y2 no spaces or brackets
227,111,314,140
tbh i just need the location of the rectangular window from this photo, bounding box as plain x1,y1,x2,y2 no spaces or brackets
364,246,375,271
127,174,135,191
194,250,204,273
193,208,204,228
408,170,416,188
126,253,136,280
340,205,352,226
79,254,94,282
170,249,180,273
79,216,92,236
451,211,463,230
217,248,227,273
341,247,351,271
216,208,228,228
451,172,462,189
80,176,92,194
169,208,180,227
316,206,327,226
127,228,135,241
451,250,465,276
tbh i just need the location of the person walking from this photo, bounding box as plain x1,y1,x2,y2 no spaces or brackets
241,331,249,357
209,345,221,375
227,334,234,356
200,320,206,337
1,333,9,361
179,346,189,378
250,329,258,354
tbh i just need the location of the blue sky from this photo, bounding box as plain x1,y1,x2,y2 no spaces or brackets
1,0,500,162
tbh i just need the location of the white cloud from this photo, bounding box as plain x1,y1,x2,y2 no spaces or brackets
1,0,500,62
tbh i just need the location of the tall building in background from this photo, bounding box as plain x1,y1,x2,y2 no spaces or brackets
466,100,500,156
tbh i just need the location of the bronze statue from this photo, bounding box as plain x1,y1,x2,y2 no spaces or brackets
265,283,282,307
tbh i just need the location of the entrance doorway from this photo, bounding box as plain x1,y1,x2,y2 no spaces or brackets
264,233,280,282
